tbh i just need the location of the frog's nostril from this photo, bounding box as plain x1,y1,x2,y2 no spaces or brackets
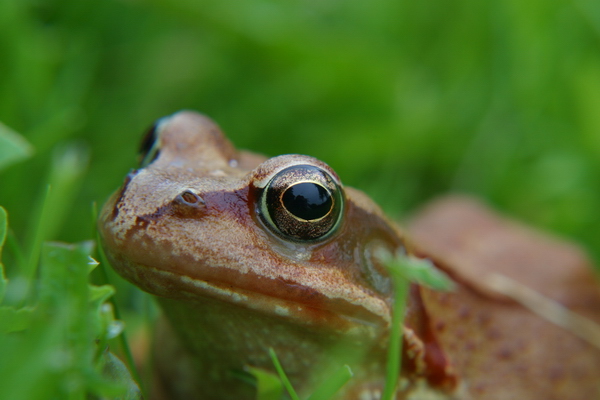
180,190,203,205
172,190,206,217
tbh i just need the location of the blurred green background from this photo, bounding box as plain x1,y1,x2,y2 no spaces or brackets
1,0,600,264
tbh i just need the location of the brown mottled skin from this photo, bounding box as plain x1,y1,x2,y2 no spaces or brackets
99,111,600,399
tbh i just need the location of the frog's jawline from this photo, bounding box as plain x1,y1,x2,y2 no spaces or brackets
117,255,388,336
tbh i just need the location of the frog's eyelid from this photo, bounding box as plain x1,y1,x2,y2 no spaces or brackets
252,155,341,189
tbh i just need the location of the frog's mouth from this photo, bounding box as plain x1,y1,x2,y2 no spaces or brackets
116,255,391,337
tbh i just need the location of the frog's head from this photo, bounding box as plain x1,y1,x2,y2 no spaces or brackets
99,111,406,336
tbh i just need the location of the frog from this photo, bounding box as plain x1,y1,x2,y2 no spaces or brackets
98,110,600,400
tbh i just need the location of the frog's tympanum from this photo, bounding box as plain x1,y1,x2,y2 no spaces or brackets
99,111,600,400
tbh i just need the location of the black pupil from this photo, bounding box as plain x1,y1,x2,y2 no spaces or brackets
281,182,332,221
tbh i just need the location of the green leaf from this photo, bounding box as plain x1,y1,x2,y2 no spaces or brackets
247,366,284,400
94,351,142,400
0,241,102,400
400,257,454,291
0,241,131,400
306,364,353,400
0,122,33,170
0,306,34,333
381,251,455,291
38,241,91,305
89,282,116,304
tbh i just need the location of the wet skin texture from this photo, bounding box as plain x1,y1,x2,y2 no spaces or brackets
99,111,600,400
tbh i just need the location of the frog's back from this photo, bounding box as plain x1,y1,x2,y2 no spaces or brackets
409,195,600,399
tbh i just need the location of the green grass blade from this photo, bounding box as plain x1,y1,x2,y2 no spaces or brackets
0,206,6,255
378,252,455,399
381,267,408,400
269,348,301,400
22,143,88,297
0,206,7,303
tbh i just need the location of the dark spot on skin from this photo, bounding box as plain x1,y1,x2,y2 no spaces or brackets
477,312,492,325
496,347,513,360
486,328,502,340
548,366,565,382
457,306,471,319
472,383,488,394
515,364,529,374
463,341,476,351
134,217,149,229
111,171,138,220
454,328,466,340
435,321,446,332
134,204,172,228
274,277,323,303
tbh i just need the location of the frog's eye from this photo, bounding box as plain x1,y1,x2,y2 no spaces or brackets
259,165,344,242
139,118,166,167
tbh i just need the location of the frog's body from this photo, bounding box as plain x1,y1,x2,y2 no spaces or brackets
99,111,600,399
